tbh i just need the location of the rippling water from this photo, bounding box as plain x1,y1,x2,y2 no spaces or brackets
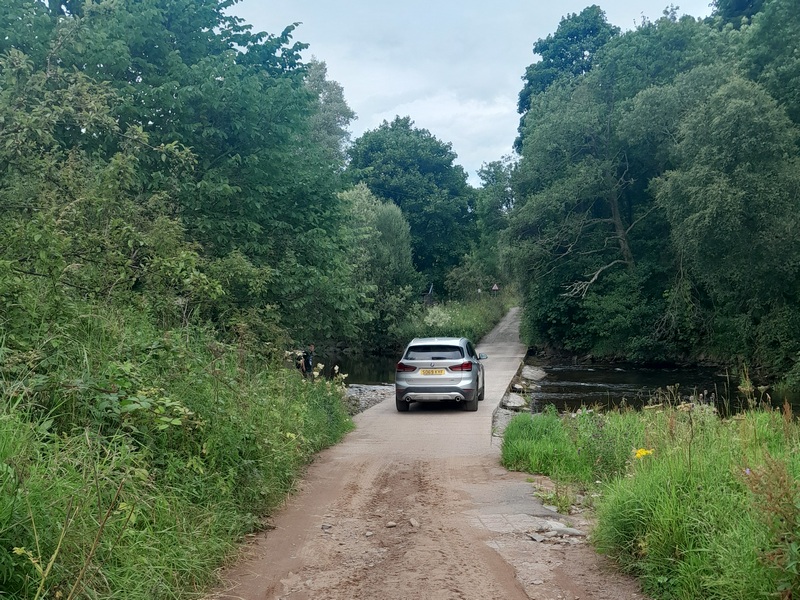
529,361,800,416
527,363,731,411
338,353,798,415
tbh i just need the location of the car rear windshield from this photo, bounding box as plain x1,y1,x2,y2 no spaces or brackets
405,345,464,360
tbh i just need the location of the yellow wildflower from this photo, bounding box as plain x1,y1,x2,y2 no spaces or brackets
634,448,654,460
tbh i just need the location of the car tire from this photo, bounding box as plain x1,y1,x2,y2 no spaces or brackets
396,398,410,412
463,396,478,411
478,382,485,401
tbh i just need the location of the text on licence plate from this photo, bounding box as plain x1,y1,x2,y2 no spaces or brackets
420,369,446,376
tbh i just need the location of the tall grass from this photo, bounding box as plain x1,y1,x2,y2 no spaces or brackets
501,406,590,481
0,306,353,599
502,402,800,599
393,291,517,345
501,405,645,485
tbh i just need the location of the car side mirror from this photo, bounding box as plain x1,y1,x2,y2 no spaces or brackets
478,353,488,360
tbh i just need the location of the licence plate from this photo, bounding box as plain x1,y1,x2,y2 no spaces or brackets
420,369,446,376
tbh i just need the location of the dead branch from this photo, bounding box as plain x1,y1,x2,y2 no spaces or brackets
562,259,626,298
626,204,659,235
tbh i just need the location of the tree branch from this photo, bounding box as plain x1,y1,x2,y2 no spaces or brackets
562,259,626,298
625,204,659,235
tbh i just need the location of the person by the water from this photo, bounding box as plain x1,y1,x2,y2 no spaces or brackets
301,343,315,378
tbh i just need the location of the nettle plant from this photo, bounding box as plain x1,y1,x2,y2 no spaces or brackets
92,361,200,434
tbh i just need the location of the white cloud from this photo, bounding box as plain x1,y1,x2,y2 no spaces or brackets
370,91,517,183
234,1,714,186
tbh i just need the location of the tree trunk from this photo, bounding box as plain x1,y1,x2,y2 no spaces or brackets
608,190,635,268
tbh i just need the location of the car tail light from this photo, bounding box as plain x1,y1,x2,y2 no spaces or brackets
450,361,473,372
396,362,416,372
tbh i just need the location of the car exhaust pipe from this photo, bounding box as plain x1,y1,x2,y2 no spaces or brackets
455,395,464,402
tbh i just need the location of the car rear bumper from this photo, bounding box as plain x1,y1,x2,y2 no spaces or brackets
395,385,476,404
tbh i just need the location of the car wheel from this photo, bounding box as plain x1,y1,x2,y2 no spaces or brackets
463,396,478,411
478,381,485,401
396,398,410,412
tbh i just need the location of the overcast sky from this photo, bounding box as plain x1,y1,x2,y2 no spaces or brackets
233,1,713,185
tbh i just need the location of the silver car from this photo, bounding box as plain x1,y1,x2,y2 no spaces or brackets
395,337,487,412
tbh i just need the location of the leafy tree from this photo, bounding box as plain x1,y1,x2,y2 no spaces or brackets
618,64,732,174
508,1,800,375
446,157,516,298
477,158,516,245
514,76,637,290
0,1,382,348
712,0,767,25
304,58,356,172
0,1,54,62
613,64,735,350
0,1,312,255
509,13,727,359
653,77,800,365
339,184,422,350
346,116,475,294
599,10,730,100
742,0,800,124
516,5,619,150
0,47,208,351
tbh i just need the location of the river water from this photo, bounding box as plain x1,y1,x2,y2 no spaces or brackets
525,362,738,413
330,353,399,385
335,353,797,415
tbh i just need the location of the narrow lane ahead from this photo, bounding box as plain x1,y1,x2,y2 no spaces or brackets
210,307,648,600
210,308,529,600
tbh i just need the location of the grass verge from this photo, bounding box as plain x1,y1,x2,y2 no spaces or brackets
393,291,518,345
0,307,353,599
501,401,800,599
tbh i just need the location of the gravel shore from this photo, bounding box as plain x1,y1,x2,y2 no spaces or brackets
343,384,394,415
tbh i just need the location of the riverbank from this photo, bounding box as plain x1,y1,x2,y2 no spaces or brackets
344,384,395,414
501,395,800,598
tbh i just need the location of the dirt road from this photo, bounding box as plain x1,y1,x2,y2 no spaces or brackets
211,309,647,600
